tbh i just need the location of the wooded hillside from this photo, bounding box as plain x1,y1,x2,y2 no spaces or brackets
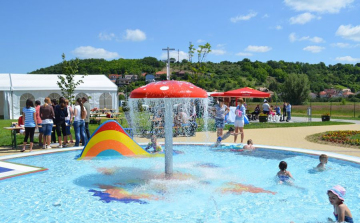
30,57,360,94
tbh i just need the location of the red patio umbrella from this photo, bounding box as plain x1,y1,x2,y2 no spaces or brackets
223,87,270,98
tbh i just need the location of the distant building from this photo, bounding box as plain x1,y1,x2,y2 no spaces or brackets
155,71,166,79
342,91,354,98
124,74,138,81
116,78,132,86
145,74,155,83
309,92,317,99
108,74,121,80
324,88,338,98
319,91,327,98
257,87,274,96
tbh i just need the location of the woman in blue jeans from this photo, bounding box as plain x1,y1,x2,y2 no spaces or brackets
73,98,87,147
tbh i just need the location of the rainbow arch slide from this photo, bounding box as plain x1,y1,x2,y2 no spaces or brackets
77,120,156,160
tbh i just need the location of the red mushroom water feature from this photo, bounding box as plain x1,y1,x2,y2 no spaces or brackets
130,80,207,177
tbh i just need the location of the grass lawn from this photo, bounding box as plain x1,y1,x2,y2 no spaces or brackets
245,102,360,119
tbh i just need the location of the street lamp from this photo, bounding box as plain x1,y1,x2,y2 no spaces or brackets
162,47,175,80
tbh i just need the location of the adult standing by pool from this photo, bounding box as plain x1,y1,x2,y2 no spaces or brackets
73,98,87,147
286,102,292,122
21,99,37,152
82,97,91,139
64,99,74,144
262,99,270,115
212,98,229,139
35,100,43,147
234,98,245,143
40,97,55,149
54,97,68,148
51,99,58,144
282,101,287,122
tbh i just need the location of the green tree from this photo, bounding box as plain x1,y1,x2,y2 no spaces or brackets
57,53,87,103
189,42,211,84
280,73,310,105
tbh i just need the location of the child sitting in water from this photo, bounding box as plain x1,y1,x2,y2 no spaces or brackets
277,161,294,184
243,139,255,150
145,135,162,153
214,127,238,147
316,154,328,171
327,185,353,223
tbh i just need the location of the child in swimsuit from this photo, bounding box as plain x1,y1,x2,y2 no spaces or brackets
214,127,238,147
316,154,328,171
327,185,353,223
145,135,162,153
276,161,294,184
243,139,255,150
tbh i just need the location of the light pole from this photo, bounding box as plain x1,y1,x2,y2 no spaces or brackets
162,47,175,80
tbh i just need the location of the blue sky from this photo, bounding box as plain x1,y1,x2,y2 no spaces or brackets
1,0,360,73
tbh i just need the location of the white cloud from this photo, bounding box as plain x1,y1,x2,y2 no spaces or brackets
210,49,226,55
124,29,146,41
99,32,116,41
336,25,360,42
289,13,319,24
289,32,324,43
160,50,188,62
303,45,325,53
310,36,324,43
72,46,120,59
275,25,283,30
335,56,360,63
197,39,205,43
230,11,257,23
216,43,226,48
331,42,360,48
236,52,253,57
262,14,269,18
289,33,297,42
245,45,272,53
284,0,354,13
331,42,350,48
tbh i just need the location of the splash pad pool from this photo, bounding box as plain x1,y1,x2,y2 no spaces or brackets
1,144,360,222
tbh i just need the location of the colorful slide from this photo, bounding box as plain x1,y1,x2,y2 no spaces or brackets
77,120,159,160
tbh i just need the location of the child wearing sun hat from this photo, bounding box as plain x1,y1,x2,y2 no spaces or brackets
327,185,353,223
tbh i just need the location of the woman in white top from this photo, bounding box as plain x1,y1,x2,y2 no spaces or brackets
64,99,74,144
73,98,87,147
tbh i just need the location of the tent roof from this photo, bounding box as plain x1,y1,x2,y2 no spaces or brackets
0,74,117,91
0,74,11,91
210,87,270,98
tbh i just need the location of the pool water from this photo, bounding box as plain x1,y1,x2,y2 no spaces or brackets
1,145,359,223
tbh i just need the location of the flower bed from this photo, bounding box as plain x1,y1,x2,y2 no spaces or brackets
321,131,360,146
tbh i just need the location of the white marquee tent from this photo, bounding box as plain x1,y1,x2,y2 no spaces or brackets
0,74,118,119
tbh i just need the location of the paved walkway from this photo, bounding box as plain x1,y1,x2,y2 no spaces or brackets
134,117,360,157
1,117,359,157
